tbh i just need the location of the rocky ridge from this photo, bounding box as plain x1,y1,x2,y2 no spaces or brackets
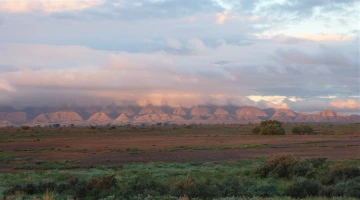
0,105,359,127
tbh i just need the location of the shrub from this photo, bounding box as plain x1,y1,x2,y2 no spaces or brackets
251,126,260,134
21,126,30,130
222,177,254,197
254,155,298,178
291,162,311,177
122,176,169,197
306,158,327,168
259,120,285,135
247,183,279,197
323,164,360,185
292,125,314,135
343,177,360,198
88,175,117,190
260,120,282,127
4,175,119,199
170,176,221,198
285,178,321,198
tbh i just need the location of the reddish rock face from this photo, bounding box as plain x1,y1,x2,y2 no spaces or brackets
190,107,212,117
33,111,83,123
0,112,28,124
316,110,338,117
117,108,136,116
173,107,187,116
236,106,268,117
139,107,165,115
114,114,130,123
0,106,358,127
270,109,298,122
88,112,112,122
214,108,229,116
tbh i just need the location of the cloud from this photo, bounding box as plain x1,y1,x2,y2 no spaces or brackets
0,79,16,92
0,33,358,113
329,99,360,109
0,43,108,69
258,33,355,43
167,39,183,49
0,0,104,13
216,11,229,24
294,33,355,42
262,0,359,18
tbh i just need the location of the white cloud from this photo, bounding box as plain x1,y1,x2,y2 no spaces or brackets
247,95,287,104
167,39,183,49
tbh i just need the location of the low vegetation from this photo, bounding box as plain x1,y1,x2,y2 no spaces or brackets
252,120,285,135
1,155,359,199
291,124,314,135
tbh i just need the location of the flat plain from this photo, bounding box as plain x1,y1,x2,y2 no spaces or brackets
1,124,360,199
0,123,359,171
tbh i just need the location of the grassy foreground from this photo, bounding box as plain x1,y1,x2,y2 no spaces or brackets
0,155,359,200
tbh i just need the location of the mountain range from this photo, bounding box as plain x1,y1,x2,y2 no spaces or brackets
0,105,359,127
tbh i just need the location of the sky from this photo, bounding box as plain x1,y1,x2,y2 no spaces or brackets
0,0,359,114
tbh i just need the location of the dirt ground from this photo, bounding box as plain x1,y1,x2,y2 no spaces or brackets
1,126,359,172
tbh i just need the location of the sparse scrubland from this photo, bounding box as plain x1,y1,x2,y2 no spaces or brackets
0,123,359,199
0,155,359,199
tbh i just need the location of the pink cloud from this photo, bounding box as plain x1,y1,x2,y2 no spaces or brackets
329,99,360,109
0,0,104,13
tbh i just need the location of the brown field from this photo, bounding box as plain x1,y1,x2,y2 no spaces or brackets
0,123,359,171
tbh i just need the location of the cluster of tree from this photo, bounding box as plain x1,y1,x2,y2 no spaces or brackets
252,120,315,135
251,120,285,135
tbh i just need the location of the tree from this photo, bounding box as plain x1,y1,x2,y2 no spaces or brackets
259,120,285,135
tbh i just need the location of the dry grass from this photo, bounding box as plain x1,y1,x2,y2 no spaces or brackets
179,195,190,200
42,189,56,200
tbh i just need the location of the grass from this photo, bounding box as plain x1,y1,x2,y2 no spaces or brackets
0,152,15,164
125,148,145,154
13,161,80,170
42,189,56,200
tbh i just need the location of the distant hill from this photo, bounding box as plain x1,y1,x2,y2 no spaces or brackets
0,105,359,127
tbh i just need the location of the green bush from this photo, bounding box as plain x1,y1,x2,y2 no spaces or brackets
292,125,314,135
260,120,282,127
322,164,360,185
170,176,221,198
259,120,285,135
4,175,119,199
170,176,223,199
285,178,321,198
254,155,298,178
122,176,169,197
222,177,254,197
330,178,360,198
246,183,279,197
